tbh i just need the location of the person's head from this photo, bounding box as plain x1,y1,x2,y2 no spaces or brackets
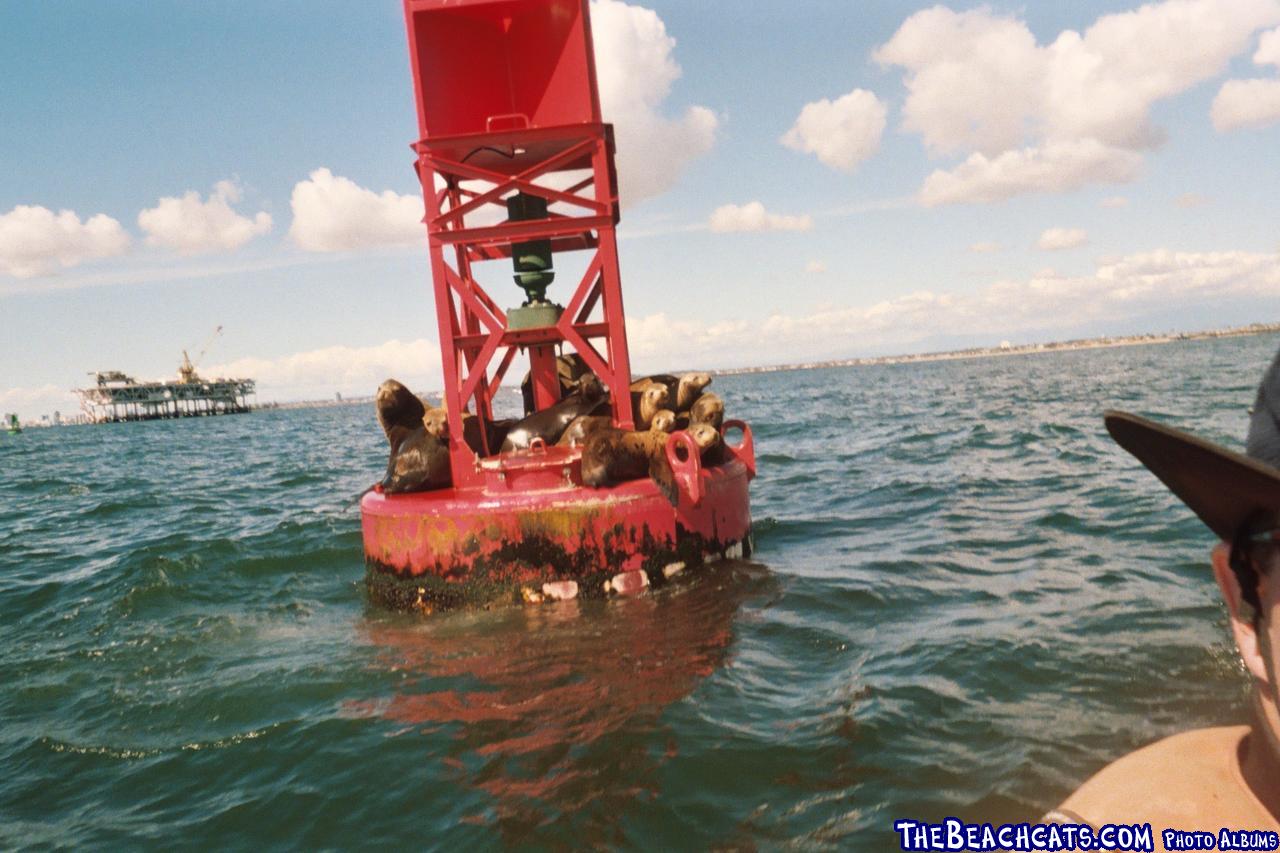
1107,345,1280,702
1214,529,1280,700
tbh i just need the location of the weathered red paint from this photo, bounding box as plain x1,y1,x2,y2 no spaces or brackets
404,0,637,480
361,425,756,609
362,1,757,610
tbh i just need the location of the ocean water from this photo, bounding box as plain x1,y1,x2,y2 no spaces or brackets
2,333,1275,850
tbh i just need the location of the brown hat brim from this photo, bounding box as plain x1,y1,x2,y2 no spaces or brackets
1105,410,1280,541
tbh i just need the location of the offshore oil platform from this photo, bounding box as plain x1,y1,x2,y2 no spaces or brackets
74,327,256,424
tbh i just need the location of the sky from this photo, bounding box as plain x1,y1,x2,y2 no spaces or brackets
2,0,1280,419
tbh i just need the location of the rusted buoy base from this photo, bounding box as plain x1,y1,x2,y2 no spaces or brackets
360,429,756,614
364,528,752,613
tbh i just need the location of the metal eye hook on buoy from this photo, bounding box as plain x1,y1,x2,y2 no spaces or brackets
665,430,704,507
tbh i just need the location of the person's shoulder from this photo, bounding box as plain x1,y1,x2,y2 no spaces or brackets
1054,726,1249,827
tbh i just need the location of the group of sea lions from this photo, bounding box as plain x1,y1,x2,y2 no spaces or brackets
374,354,734,504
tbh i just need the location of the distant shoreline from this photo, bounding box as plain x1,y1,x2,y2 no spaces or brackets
116,321,1280,416
709,321,1280,377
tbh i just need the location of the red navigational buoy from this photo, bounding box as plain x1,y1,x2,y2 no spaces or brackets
362,0,756,609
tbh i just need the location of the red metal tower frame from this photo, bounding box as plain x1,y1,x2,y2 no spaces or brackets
404,0,635,488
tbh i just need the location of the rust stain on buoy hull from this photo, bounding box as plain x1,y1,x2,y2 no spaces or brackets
361,459,753,611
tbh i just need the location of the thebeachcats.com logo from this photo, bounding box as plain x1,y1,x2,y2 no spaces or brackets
893,819,1280,852
893,818,1154,851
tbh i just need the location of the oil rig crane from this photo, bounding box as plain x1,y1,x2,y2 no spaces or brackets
178,326,222,384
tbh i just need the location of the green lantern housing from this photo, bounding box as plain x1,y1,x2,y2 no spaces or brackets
505,192,564,329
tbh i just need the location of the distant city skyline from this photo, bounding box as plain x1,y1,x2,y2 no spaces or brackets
3,0,1280,419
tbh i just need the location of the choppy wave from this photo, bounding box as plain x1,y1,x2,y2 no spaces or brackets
1,334,1275,847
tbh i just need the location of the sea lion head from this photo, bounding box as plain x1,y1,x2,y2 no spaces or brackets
677,372,712,409
575,373,605,402
422,406,449,439
690,392,724,431
688,422,722,456
643,384,669,409
650,409,677,433
376,379,427,445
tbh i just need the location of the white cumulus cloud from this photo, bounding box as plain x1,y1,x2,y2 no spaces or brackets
1037,227,1089,251
138,180,272,254
875,1,1280,204
919,140,1142,207
781,88,886,173
708,201,812,233
289,168,424,252
969,242,1001,253
1100,196,1129,208
591,0,718,204
0,205,130,278
1259,25,1280,64
805,260,827,274
1208,26,1280,129
1211,78,1280,129
1212,27,1280,129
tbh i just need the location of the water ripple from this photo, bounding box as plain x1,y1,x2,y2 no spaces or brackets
1,334,1277,847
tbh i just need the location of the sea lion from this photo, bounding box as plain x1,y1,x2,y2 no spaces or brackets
422,405,448,439
559,408,676,448
630,383,669,430
674,372,712,411
487,418,517,451
423,405,488,454
501,375,608,452
557,414,614,448
630,374,677,394
650,409,677,433
689,391,724,431
376,379,427,453
631,373,711,412
580,427,679,506
688,422,728,466
521,353,594,415
382,426,451,493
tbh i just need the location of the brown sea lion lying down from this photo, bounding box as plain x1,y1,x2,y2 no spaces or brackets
557,415,612,448
375,379,450,493
580,421,728,505
501,374,608,452
557,408,677,448
580,427,679,505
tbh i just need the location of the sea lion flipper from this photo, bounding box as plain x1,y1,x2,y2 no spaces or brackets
381,449,400,492
648,455,679,507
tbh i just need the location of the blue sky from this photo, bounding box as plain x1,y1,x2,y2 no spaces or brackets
3,0,1279,419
